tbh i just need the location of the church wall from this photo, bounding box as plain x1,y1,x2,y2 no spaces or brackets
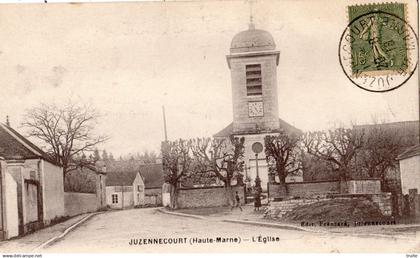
239,133,271,191
239,133,303,190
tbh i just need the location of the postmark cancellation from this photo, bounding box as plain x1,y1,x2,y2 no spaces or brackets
339,2,418,92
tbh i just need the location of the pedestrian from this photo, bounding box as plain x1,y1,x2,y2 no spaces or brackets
231,191,243,211
254,190,261,211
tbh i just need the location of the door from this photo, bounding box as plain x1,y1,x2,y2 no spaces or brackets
24,181,38,223
23,179,42,233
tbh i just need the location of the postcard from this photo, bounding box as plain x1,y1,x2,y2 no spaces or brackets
0,0,418,254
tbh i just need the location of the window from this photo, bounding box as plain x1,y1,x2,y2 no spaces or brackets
112,194,118,204
137,185,143,192
246,64,262,96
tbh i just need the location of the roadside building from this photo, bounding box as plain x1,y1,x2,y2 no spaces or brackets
106,170,144,209
0,123,64,240
105,163,164,209
397,144,420,195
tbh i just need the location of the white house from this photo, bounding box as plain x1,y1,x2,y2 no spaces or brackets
0,123,64,240
397,144,420,195
105,163,165,209
105,171,145,209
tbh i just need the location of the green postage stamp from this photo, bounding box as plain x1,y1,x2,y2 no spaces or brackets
339,2,418,92
349,3,407,74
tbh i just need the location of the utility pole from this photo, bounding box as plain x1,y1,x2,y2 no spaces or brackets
162,106,168,142
255,153,261,190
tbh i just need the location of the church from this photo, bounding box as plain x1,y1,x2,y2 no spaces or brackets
214,21,302,190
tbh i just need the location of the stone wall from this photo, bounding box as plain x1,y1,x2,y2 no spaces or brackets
64,192,98,217
145,187,162,205
42,160,65,223
265,193,393,220
268,180,340,199
177,186,245,209
369,193,393,216
268,179,382,200
346,179,381,194
265,198,321,219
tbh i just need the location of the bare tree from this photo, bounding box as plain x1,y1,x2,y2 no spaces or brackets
357,125,405,190
21,101,108,177
264,131,302,188
181,159,219,187
161,139,192,209
301,154,338,181
191,136,245,206
303,128,365,192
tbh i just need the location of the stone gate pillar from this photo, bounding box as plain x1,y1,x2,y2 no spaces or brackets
408,188,419,217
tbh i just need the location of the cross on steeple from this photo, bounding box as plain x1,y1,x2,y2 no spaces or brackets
249,0,256,30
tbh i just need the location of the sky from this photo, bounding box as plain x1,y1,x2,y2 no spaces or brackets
0,0,418,157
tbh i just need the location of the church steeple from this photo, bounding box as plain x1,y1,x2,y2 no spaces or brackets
226,22,280,134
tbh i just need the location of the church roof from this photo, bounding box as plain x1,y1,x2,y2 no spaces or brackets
230,23,276,53
397,144,420,160
214,118,302,138
353,120,419,147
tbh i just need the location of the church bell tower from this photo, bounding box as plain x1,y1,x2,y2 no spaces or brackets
226,22,280,134
215,20,302,190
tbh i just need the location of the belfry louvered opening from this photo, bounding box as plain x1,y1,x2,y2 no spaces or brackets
246,64,262,96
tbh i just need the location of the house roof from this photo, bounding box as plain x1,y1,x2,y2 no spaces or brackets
106,163,164,188
214,118,302,138
138,163,164,188
106,170,139,186
67,164,99,174
397,144,420,160
354,120,419,130
0,123,58,164
353,120,419,146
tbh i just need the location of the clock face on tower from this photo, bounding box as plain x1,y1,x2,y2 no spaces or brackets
248,101,264,117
